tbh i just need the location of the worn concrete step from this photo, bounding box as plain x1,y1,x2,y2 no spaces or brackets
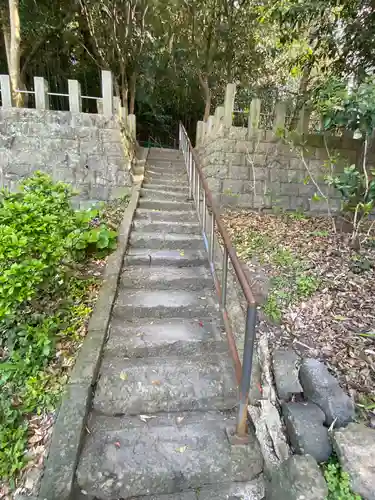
125,249,209,268
140,187,190,201
120,266,213,291
146,160,185,170
145,169,187,180
106,317,226,358
135,208,197,223
148,147,180,157
76,412,263,499
138,199,194,211
143,177,189,188
74,478,265,500
142,181,189,192
129,231,204,250
94,352,237,415
133,219,200,234
112,289,218,320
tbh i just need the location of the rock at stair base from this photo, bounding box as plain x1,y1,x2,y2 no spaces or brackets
265,455,328,500
299,358,355,427
272,349,302,401
333,423,375,500
282,402,332,463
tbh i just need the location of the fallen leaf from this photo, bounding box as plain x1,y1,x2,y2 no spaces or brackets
114,441,121,448
175,446,187,453
119,371,128,381
151,380,161,385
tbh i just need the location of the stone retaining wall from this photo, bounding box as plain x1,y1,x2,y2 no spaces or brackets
0,108,133,208
197,126,362,212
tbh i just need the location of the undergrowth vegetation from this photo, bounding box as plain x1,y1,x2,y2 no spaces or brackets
323,456,362,500
0,173,121,482
232,223,321,323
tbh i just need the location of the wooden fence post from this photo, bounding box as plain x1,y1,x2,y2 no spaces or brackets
68,79,82,113
0,75,12,108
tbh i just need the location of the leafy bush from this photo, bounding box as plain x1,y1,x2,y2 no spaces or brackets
0,172,118,480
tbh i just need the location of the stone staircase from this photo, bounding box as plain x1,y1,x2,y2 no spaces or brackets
75,148,264,499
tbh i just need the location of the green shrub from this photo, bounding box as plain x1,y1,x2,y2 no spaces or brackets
0,172,117,480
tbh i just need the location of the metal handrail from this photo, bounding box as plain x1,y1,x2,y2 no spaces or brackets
179,122,258,440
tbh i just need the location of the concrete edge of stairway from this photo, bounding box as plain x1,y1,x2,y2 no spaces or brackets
29,182,143,500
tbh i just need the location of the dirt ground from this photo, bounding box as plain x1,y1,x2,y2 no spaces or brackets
222,209,375,419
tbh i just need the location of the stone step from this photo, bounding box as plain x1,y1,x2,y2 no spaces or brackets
124,249,209,267
76,412,263,499
129,231,204,250
146,160,185,169
133,219,200,234
138,199,194,211
94,352,237,415
112,289,218,320
143,177,189,188
135,208,197,223
120,265,213,291
148,147,180,158
142,182,189,193
106,317,226,358
74,478,265,500
144,169,187,180
140,187,190,201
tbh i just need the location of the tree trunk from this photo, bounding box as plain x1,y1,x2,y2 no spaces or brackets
129,72,136,114
2,23,11,70
8,0,23,107
198,73,211,121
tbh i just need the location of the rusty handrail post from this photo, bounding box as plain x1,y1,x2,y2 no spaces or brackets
236,305,257,437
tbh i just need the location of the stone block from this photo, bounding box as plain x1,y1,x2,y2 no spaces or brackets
89,185,110,200
289,157,304,170
250,166,269,182
237,193,253,207
206,178,221,192
287,169,305,183
272,349,302,401
299,358,355,427
298,184,314,196
270,168,286,183
99,128,122,143
220,193,241,206
272,195,290,210
282,402,332,463
203,164,228,179
229,165,250,180
81,139,104,155
280,182,300,196
251,153,267,167
333,423,375,500
265,455,327,500
253,194,272,209
289,196,309,211
102,142,124,155
222,179,244,195
235,140,252,153
226,152,245,166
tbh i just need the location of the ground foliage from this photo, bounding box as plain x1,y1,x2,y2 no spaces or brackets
0,174,128,497
222,209,375,417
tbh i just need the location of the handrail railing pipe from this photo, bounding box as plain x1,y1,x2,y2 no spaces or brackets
179,122,258,441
